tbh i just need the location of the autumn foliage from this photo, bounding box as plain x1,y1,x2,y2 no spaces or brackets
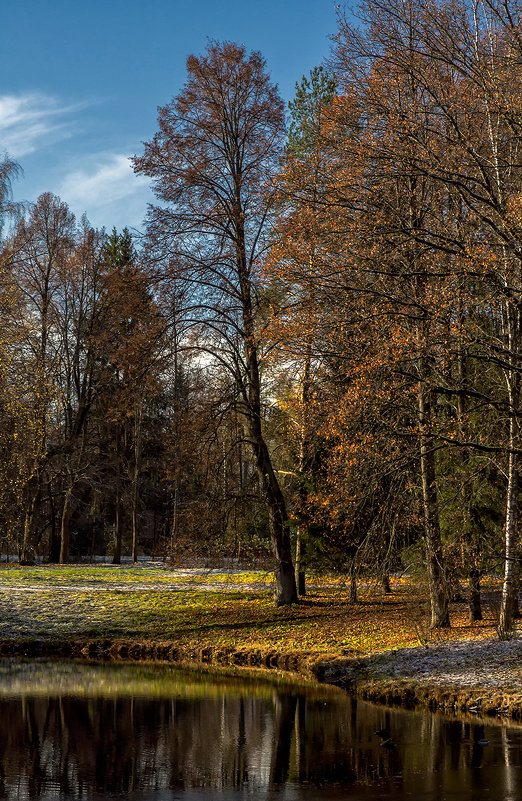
1,2,522,624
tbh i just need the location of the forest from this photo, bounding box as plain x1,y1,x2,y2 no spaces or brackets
1,0,521,636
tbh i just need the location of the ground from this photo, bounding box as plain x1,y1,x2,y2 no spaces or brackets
0,561,520,717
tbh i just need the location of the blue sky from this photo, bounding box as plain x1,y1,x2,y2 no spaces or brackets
1,0,338,232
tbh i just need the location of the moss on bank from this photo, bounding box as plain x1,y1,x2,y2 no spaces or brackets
354,680,522,720
2,634,522,719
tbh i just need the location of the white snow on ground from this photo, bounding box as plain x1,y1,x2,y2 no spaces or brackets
370,635,522,690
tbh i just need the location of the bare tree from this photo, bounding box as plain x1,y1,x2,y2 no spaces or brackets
134,41,297,604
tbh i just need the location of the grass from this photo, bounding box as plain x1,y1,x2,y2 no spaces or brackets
3,563,522,716
0,562,500,659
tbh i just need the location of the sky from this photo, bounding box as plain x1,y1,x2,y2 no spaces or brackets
1,0,339,233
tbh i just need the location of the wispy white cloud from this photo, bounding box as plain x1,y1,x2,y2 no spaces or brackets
0,93,76,157
57,154,152,230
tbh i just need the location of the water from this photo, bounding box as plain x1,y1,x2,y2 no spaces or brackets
0,660,521,800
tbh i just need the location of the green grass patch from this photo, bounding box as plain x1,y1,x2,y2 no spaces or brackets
0,564,500,660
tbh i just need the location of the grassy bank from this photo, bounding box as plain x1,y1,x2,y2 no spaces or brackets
0,562,520,717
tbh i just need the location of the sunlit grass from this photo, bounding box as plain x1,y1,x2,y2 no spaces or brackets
0,564,502,660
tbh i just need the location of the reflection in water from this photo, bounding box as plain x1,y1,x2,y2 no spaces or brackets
0,661,521,799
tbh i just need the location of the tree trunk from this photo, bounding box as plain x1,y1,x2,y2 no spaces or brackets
409,173,448,627
295,310,313,599
349,562,357,604
47,476,60,563
249,423,297,605
499,443,519,636
499,295,520,636
112,428,123,565
169,483,179,561
20,480,40,565
20,512,36,565
59,485,73,564
131,406,142,564
295,531,306,596
418,373,450,628
237,210,297,606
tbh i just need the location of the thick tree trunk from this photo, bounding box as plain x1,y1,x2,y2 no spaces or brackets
237,210,297,606
249,420,297,605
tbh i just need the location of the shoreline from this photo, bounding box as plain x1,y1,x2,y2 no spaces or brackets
0,563,519,719
2,633,521,720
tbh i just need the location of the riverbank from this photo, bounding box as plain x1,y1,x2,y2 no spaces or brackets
0,562,520,718
315,636,522,719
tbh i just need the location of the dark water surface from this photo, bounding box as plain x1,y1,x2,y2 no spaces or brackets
0,660,521,800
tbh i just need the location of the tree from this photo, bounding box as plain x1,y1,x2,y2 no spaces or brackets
53,219,107,564
10,193,76,563
329,0,522,629
134,41,297,604
96,228,164,564
0,155,26,551
268,67,337,595
4,195,111,563
0,154,22,237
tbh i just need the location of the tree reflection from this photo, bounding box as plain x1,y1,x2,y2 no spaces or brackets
270,691,297,785
0,671,519,799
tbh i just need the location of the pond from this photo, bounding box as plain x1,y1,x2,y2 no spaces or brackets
0,660,521,800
